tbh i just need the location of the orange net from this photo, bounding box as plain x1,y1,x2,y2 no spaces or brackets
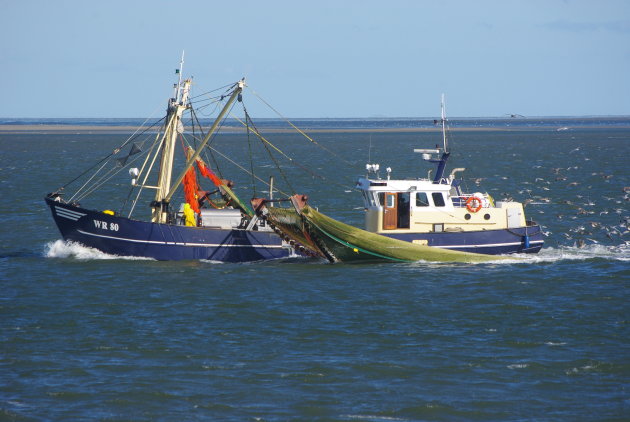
196,158,223,187
182,148,200,214
180,147,254,217
181,148,225,214
182,165,200,214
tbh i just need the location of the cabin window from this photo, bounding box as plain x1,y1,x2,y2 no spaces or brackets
386,194,395,208
378,192,385,207
432,192,446,207
416,192,430,207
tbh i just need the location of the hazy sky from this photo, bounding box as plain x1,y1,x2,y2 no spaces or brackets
1,0,629,118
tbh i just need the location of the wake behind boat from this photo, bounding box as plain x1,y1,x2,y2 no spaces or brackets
45,59,292,262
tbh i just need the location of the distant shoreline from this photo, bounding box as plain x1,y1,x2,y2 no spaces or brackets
2,124,630,134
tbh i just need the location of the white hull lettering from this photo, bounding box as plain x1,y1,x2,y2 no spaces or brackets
94,220,119,231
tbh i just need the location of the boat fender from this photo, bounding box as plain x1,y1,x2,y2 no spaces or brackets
523,234,530,249
103,210,115,216
466,196,483,213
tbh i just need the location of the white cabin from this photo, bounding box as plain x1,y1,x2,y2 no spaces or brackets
356,170,527,235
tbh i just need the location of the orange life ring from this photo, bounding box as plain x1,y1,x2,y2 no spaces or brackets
466,196,483,213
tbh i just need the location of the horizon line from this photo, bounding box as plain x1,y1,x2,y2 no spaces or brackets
2,114,630,120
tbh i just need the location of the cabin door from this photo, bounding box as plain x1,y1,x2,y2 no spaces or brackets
382,192,398,230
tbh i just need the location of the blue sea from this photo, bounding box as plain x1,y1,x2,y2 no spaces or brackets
1,117,629,421
2,115,630,131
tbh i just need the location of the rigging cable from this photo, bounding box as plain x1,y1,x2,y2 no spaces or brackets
126,125,172,218
193,91,294,197
193,97,222,117
189,105,222,178
78,130,163,203
63,115,166,196
244,106,257,197
188,81,238,102
200,94,240,180
70,118,170,201
242,108,295,194
232,113,356,193
247,86,359,168
203,144,291,198
120,134,163,215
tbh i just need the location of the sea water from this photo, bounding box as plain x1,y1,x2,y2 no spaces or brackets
1,120,628,420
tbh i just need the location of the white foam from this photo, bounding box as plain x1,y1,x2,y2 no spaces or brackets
545,341,567,346
44,240,154,261
199,259,225,264
408,242,629,266
342,415,408,421
509,243,630,263
565,364,597,375
507,363,529,369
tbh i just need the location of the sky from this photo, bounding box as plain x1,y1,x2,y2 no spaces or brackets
1,0,629,118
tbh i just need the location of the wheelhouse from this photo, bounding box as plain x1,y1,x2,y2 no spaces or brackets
356,167,528,235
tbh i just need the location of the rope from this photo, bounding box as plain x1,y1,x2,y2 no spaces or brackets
204,144,291,198
72,117,167,202
244,107,257,197
193,98,222,117
61,115,166,194
248,87,357,167
190,106,222,177
188,81,238,102
76,146,150,203
244,110,296,194
205,97,240,179
233,114,356,193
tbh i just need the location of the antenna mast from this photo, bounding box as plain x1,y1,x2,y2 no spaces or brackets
441,93,448,153
175,50,185,101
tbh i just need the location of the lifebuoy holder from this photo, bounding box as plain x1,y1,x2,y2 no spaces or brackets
466,196,483,213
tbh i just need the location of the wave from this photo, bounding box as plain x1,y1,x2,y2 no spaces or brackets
499,243,630,264
42,240,629,264
44,240,154,261
408,243,629,267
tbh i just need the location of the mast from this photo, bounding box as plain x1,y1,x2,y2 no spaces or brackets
154,79,245,221
176,51,185,100
441,93,448,153
151,70,192,223
432,94,451,183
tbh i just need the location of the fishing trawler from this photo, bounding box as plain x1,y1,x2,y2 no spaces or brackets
45,59,292,261
256,96,544,263
353,96,544,256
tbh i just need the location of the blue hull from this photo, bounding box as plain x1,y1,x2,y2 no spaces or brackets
45,197,292,262
384,225,544,255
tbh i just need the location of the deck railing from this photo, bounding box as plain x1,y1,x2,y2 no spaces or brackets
451,193,493,208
